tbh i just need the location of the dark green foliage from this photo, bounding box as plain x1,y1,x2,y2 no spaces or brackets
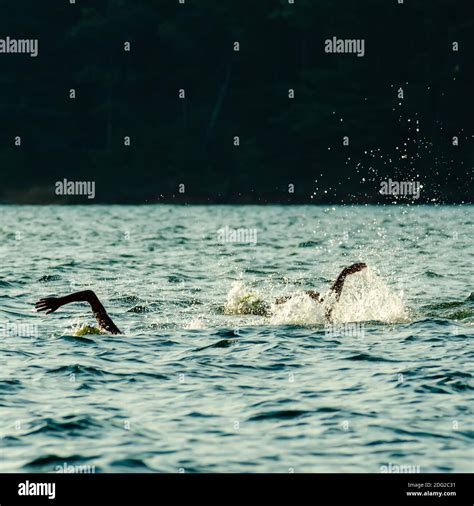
0,0,471,203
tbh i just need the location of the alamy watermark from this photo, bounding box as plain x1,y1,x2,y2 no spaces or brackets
0,322,38,337
217,225,258,245
18,482,55,500
325,323,365,338
55,178,96,199
325,37,365,57
379,179,421,200
0,37,38,57
55,462,96,474
380,462,421,473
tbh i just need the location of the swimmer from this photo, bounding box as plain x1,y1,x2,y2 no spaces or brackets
227,263,367,319
34,263,367,334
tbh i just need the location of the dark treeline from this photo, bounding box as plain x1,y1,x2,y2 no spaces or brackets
0,0,472,204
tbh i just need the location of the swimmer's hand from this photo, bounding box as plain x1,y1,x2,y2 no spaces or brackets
35,297,61,314
343,263,367,275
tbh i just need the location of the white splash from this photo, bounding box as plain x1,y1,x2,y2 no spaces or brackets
224,281,268,315
185,317,207,329
71,323,102,336
224,268,407,325
327,268,407,324
225,281,249,313
269,293,325,325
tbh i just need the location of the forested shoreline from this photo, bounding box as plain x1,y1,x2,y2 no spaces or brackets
0,0,471,204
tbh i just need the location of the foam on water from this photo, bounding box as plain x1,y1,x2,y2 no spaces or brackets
72,324,103,336
270,293,325,325
184,317,207,330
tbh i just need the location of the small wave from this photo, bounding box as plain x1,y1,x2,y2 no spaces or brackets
380,426,452,441
113,294,143,304
25,416,102,437
424,270,444,278
316,407,342,414
47,364,106,377
127,304,152,313
168,274,191,283
346,353,397,363
195,339,238,351
60,334,98,344
125,371,168,381
24,453,95,469
298,241,321,248
416,384,453,394
449,309,474,319
443,371,472,380
38,274,62,283
366,438,417,447
424,301,464,310
248,409,310,421
109,458,153,471
2,435,23,445
0,378,23,393
187,411,215,418
214,328,242,338
416,372,474,394
422,293,474,320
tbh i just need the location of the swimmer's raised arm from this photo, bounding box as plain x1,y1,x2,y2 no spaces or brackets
330,263,367,301
324,263,367,322
35,290,122,335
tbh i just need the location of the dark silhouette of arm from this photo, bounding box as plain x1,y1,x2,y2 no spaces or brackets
330,263,367,301
325,263,367,321
35,290,122,335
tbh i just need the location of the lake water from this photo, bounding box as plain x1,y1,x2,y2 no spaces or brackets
0,205,472,473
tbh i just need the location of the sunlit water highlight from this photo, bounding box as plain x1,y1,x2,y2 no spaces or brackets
0,205,472,472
